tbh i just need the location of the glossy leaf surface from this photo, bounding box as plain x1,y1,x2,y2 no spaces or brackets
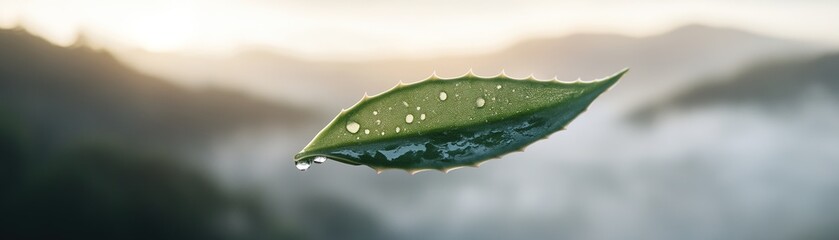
294,69,627,173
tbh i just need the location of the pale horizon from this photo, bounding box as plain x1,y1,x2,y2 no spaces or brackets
2,0,837,61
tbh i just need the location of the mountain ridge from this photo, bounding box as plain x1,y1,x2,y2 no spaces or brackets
630,52,839,122
0,28,314,152
113,24,830,111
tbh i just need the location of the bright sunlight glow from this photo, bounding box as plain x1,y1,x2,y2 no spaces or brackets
1,0,837,60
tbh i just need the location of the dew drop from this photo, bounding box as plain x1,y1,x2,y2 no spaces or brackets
496,85,502,89
439,91,448,101
416,106,421,110
295,160,311,171
476,97,486,108
364,129,370,134
396,127,401,133
403,101,409,107
375,119,381,125
420,113,426,120
380,132,385,136
313,156,328,164
405,114,414,123
373,110,378,115
346,121,360,133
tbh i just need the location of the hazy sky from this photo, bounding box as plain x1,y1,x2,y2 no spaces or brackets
1,0,837,60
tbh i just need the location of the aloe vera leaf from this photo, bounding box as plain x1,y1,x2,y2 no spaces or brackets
294,69,627,173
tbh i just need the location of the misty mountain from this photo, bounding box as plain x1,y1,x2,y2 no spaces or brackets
117,24,828,111
631,52,839,121
0,28,313,153
0,27,326,239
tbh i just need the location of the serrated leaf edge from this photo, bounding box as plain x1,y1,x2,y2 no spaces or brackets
297,68,628,174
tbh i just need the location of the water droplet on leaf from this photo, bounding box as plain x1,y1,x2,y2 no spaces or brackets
346,121,360,133
439,91,447,101
405,114,414,123
395,127,401,133
420,113,426,120
364,129,370,134
295,160,311,171
476,97,486,108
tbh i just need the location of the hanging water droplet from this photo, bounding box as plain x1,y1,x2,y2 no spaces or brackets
295,160,312,171
346,121,360,133
496,85,502,89
420,113,426,120
405,114,414,123
373,110,378,115
439,91,447,101
313,156,328,164
476,97,486,108
396,127,401,133
364,129,370,134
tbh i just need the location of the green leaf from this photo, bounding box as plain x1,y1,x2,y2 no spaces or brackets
294,69,627,173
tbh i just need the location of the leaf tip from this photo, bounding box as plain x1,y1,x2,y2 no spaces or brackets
598,67,629,84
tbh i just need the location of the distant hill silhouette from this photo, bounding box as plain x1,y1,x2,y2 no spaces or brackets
0,28,317,239
118,24,828,110
0,28,312,152
631,53,839,121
